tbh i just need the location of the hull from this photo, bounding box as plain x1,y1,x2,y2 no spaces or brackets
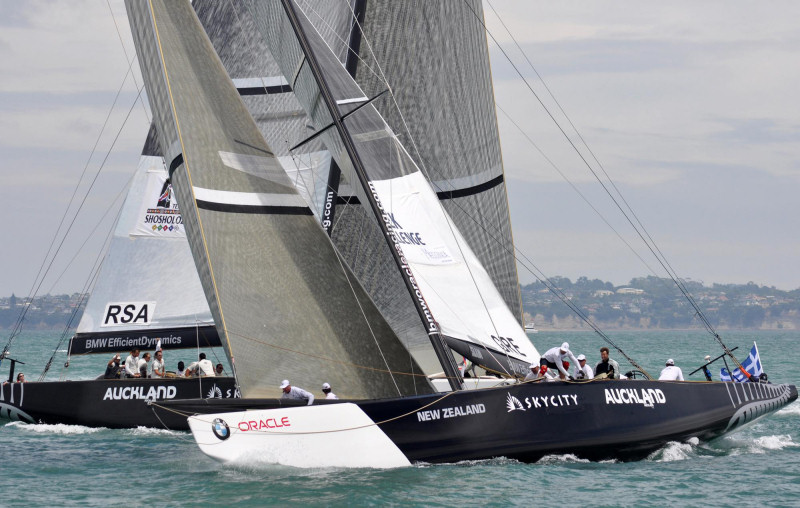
0,377,238,430
182,379,796,465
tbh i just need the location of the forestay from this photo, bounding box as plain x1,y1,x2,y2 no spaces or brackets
247,0,539,377
126,0,432,398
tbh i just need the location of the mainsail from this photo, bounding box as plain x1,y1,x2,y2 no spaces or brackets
247,0,539,378
346,0,524,324
126,0,432,398
71,128,221,355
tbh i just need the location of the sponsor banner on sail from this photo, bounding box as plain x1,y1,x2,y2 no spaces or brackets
132,161,185,237
70,325,222,355
369,171,539,371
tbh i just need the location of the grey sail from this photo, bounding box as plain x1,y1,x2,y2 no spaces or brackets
126,0,432,398
71,127,221,355
192,0,445,377
278,0,526,370
247,0,538,378
347,0,524,323
193,0,334,218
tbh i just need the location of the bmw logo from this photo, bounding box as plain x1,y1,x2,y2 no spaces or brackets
212,418,230,440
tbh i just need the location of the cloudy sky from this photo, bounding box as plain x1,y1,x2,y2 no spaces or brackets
1,0,798,298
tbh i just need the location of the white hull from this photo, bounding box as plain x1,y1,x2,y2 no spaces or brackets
187,403,411,468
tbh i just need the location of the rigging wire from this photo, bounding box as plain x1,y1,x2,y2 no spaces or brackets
495,103,662,280
40,174,134,380
327,0,644,373
486,0,715,340
336,0,521,377
1,79,144,365
106,0,152,126
465,0,740,363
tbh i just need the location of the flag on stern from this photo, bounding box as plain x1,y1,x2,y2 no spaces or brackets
720,343,763,382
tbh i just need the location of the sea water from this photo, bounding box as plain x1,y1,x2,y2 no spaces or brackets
1,330,798,507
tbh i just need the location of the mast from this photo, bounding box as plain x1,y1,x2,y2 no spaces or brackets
321,0,366,237
280,0,463,391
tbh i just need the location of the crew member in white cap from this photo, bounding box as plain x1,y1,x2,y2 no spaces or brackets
321,382,338,399
280,380,315,405
658,358,684,381
573,354,594,380
524,363,542,382
539,342,580,381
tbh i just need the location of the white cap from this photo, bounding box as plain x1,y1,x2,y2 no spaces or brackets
577,354,586,361
666,359,674,366
322,382,331,390
280,379,290,389
529,364,538,370
704,355,711,361
561,342,570,352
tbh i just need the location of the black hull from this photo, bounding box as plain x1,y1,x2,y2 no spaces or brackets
166,379,797,463
0,377,238,430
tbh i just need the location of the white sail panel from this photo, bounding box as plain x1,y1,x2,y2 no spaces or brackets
371,171,539,375
73,154,219,354
131,162,185,237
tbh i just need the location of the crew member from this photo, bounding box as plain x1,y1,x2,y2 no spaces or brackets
104,354,122,379
280,379,314,405
701,355,713,381
321,382,338,399
594,347,620,379
524,363,541,382
658,358,684,381
186,352,215,377
124,349,141,378
539,342,579,380
151,350,165,378
574,354,594,380
138,352,151,378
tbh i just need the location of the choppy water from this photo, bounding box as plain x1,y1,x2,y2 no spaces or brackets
1,330,798,507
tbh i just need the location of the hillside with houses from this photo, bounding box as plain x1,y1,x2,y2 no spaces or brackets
521,276,800,331
1,277,799,331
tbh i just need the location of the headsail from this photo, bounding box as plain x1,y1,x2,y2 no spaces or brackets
71,127,221,355
248,0,539,378
193,0,445,380
126,0,432,398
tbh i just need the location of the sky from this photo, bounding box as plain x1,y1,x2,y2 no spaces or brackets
0,0,798,298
